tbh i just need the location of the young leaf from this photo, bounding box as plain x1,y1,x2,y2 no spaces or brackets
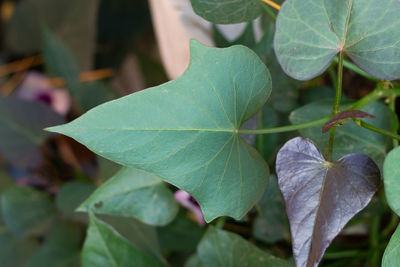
321,110,375,133
384,146,400,215
78,167,179,226
0,96,64,168
382,223,400,267
290,100,395,167
197,227,293,266
274,0,400,80
82,212,165,267
1,186,56,238
276,137,380,267
190,0,262,24
47,40,271,222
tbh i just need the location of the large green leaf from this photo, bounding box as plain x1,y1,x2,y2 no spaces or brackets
1,186,56,238
78,167,178,226
197,227,293,266
25,221,82,267
48,40,271,222
290,100,395,167
82,212,164,267
382,223,400,267
190,0,262,24
384,147,400,215
6,0,98,70
0,97,64,168
274,0,400,80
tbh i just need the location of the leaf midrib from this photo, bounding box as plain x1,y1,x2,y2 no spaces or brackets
54,127,237,133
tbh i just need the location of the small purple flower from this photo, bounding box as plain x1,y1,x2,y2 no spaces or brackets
17,71,70,115
174,190,205,226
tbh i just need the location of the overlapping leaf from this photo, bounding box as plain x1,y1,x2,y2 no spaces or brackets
78,167,179,226
82,212,164,267
196,227,293,266
290,100,395,167
276,137,380,267
47,40,271,222
190,0,262,24
274,0,400,80
382,224,400,267
384,147,400,215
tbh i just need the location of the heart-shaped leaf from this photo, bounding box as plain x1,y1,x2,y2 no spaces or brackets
384,146,400,215
78,167,179,226
274,0,400,80
276,137,380,267
47,40,271,222
382,223,400,267
196,227,293,266
190,0,262,24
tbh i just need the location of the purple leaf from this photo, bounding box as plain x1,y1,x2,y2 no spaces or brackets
276,137,380,267
322,110,375,133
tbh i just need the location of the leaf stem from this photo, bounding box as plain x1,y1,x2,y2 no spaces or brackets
388,95,399,147
333,57,379,81
360,121,400,141
327,52,344,161
239,87,400,135
260,3,277,20
215,216,226,229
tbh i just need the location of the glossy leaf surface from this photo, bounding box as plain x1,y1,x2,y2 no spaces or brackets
1,186,56,238
48,40,271,222
190,0,262,24
274,0,400,80
384,147,400,215
382,224,400,267
276,137,380,267
82,212,164,267
197,227,293,267
79,167,179,226
290,100,395,167
0,97,64,168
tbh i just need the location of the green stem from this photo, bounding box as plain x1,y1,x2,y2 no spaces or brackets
327,52,344,160
215,216,226,229
260,3,277,20
333,57,379,81
239,116,330,134
239,87,400,135
388,96,399,147
323,250,366,260
360,121,400,141
382,212,399,237
369,216,381,267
